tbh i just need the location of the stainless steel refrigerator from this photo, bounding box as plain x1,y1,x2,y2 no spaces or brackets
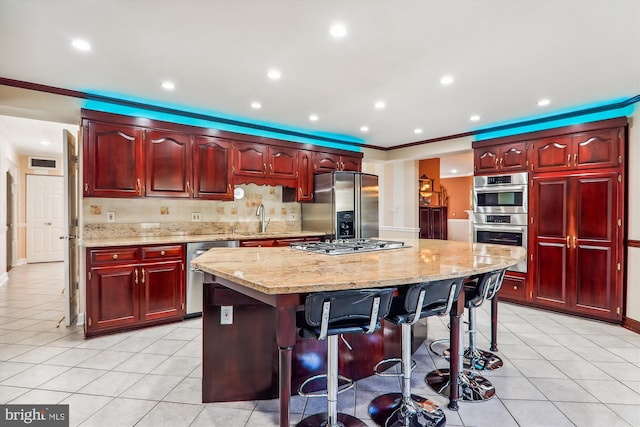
301,171,379,239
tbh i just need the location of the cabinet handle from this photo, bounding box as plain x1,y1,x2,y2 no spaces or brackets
84,183,88,192
112,254,118,260
134,269,138,284
513,285,518,290
494,158,499,169
295,170,299,178
567,155,571,167
136,178,141,195
566,235,570,248
299,187,302,196
341,161,345,170
572,236,577,249
573,153,577,167
500,158,504,169
269,163,273,173
141,268,145,284
228,183,232,194
160,250,165,256
186,181,190,193
263,163,267,173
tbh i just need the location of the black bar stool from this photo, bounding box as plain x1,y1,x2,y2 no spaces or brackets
426,269,506,402
296,287,396,427
367,278,464,427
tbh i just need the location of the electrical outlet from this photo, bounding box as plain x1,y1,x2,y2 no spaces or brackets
191,212,201,222
107,212,115,222
288,212,296,221
220,306,233,325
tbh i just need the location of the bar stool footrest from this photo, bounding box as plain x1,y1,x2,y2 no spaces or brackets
298,374,354,398
373,357,416,377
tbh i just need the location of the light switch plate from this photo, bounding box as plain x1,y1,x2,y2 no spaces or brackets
107,212,115,222
220,306,233,325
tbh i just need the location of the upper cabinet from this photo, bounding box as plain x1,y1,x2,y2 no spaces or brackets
193,136,234,200
530,128,621,173
315,152,362,173
84,122,144,197
233,142,298,184
145,130,192,198
474,141,527,175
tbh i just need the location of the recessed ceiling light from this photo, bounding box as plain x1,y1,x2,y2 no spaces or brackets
161,81,175,90
537,98,551,107
414,128,423,134
470,114,481,121
440,75,454,85
329,22,347,38
374,100,386,109
71,39,91,52
251,101,262,109
360,126,369,132
40,140,50,146
267,69,281,80
309,114,319,122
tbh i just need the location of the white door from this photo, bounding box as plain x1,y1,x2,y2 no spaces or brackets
26,174,65,263
63,130,80,326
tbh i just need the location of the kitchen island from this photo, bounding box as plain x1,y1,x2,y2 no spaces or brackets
192,238,525,427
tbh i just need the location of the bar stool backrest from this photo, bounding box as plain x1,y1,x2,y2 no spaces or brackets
301,288,396,340
465,269,506,308
390,278,465,325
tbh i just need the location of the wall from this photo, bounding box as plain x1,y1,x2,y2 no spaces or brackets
1,133,19,284
626,108,639,323
440,176,473,219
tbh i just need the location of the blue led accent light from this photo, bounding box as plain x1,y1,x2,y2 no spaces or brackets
474,96,638,141
82,91,363,152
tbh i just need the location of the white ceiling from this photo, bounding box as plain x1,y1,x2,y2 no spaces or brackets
1,0,639,175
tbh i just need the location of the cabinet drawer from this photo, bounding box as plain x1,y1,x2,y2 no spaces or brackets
89,247,139,265
499,273,526,302
240,239,276,247
141,244,184,260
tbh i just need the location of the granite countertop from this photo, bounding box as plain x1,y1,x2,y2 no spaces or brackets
191,239,526,295
82,231,326,248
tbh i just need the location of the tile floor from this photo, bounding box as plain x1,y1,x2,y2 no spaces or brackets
1,262,639,426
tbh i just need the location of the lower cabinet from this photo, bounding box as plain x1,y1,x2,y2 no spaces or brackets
85,244,185,337
419,206,448,239
239,236,322,248
498,272,526,302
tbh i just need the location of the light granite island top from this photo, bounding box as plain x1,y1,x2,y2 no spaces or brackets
193,238,525,427
191,238,526,295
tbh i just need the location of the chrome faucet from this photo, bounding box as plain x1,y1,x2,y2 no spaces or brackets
256,203,270,233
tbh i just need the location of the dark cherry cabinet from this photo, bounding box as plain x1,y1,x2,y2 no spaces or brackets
85,244,185,337
419,206,448,240
315,152,362,173
499,272,526,302
84,122,144,197
530,128,621,173
474,142,527,174
193,136,233,200
530,171,622,320
145,130,192,198
233,142,298,182
297,150,314,201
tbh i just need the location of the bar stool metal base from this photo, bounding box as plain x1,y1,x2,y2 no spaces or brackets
429,341,503,371
296,412,368,427
369,392,446,427
425,368,495,402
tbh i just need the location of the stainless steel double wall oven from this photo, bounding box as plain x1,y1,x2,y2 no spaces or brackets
473,172,528,272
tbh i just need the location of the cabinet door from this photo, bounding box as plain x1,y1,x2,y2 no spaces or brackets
268,146,298,179
431,207,448,240
571,172,620,319
315,152,341,173
85,122,144,197
419,208,432,239
340,155,361,172
239,239,276,247
193,136,233,200
145,130,192,197
500,142,527,172
530,176,571,309
234,142,268,178
86,265,139,334
530,135,572,173
297,150,314,201
474,147,499,174
572,129,621,171
140,261,184,321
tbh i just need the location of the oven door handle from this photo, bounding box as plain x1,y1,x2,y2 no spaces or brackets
474,224,526,233
474,185,525,194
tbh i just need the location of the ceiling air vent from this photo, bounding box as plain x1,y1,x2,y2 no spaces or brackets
28,156,58,170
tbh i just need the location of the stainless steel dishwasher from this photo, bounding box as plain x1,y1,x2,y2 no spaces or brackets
186,240,239,318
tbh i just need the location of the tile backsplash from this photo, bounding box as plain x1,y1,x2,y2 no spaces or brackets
83,184,302,239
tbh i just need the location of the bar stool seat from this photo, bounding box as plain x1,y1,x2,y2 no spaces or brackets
426,269,506,403
368,278,464,427
296,287,396,427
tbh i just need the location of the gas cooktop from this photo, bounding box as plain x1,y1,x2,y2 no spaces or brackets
290,238,407,255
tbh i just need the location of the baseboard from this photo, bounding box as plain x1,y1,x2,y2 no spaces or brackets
622,316,640,334
16,258,27,266
0,272,7,288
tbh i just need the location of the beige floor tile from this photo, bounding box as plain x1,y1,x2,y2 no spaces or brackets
555,401,633,427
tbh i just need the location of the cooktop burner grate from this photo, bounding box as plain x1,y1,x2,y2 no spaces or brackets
290,238,407,255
